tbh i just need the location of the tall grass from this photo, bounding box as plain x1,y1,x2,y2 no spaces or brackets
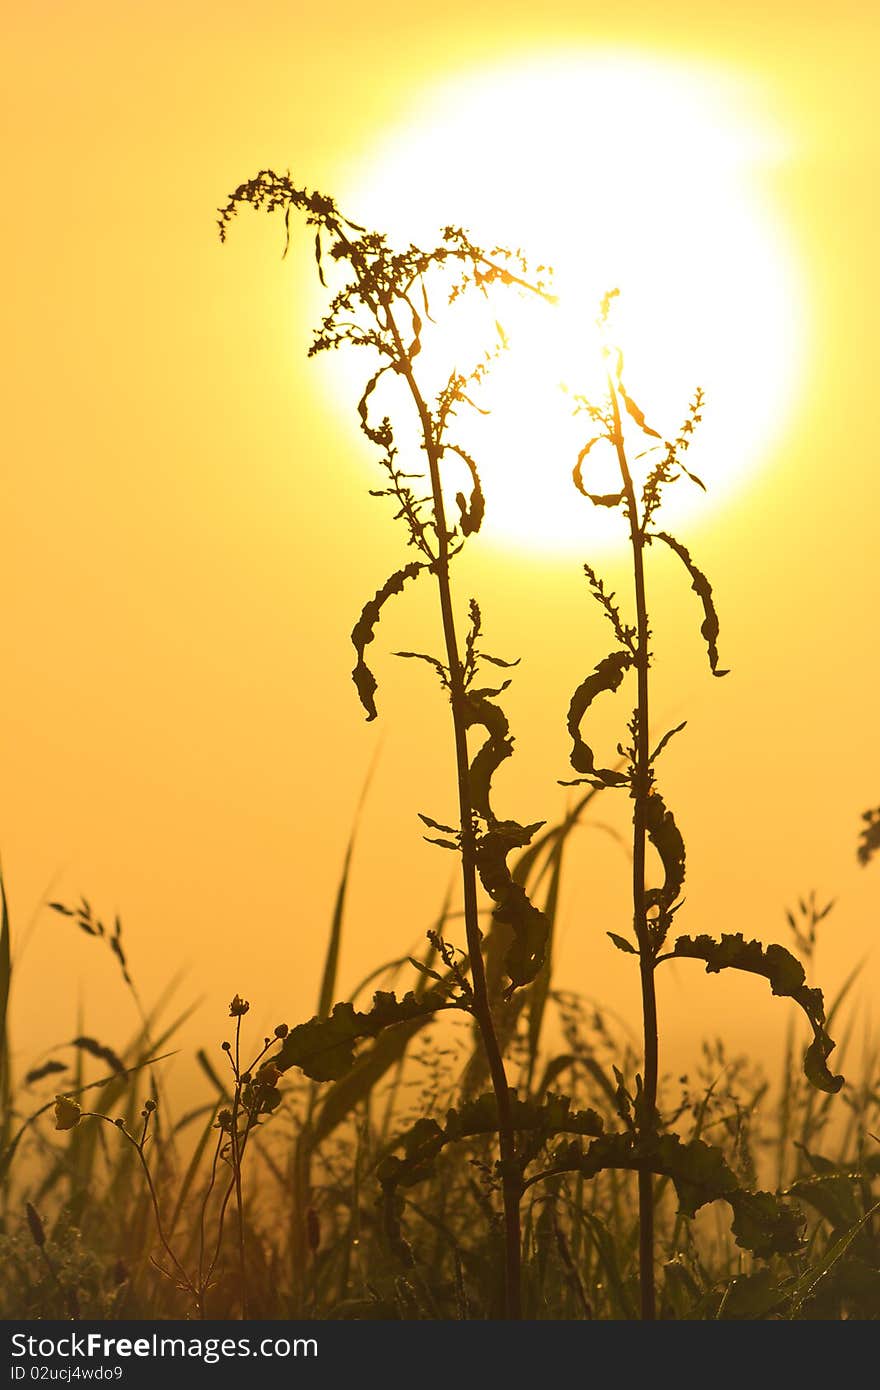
1,832,877,1319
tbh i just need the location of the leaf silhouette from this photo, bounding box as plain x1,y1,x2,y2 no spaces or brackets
644,791,686,918
564,651,634,788
607,932,638,955
857,807,880,867
546,1131,804,1257
447,444,485,536
273,987,457,1082
464,691,548,986
651,532,729,676
669,933,843,1093
351,562,425,720
618,385,661,439
378,1091,605,1192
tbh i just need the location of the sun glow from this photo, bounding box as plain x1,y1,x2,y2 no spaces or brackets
335,52,806,553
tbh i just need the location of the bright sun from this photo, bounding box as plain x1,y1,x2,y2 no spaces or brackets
335,52,806,554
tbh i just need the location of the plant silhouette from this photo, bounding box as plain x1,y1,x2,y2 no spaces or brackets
219,171,554,1317
560,290,843,1317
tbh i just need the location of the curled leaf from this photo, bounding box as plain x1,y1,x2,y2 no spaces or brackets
464,691,548,986
351,562,425,720
565,651,633,788
573,436,624,508
651,532,728,676
447,444,485,536
644,791,686,920
669,933,843,1093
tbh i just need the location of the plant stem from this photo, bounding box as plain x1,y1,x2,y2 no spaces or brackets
386,306,522,1320
231,1015,248,1318
609,378,658,1321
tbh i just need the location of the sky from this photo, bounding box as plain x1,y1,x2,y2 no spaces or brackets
2,2,878,1102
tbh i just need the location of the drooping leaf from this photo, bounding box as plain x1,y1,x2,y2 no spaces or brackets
786,1172,861,1231
447,444,485,536
651,532,729,677
669,933,844,1092
462,690,548,987
644,791,686,919
564,651,633,788
272,987,457,1083
351,562,425,720
546,1131,804,1257
377,1091,604,1192
618,385,661,439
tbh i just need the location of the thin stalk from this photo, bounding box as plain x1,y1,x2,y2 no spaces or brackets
385,300,522,1320
231,1015,248,1318
609,377,658,1320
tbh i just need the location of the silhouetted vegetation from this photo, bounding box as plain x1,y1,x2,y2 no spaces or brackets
0,178,877,1322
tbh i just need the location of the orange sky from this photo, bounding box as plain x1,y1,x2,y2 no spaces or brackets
3,3,878,1100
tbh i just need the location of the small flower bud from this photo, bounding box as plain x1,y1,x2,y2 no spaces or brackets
229,994,250,1017
53,1096,81,1132
274,1023,289,1039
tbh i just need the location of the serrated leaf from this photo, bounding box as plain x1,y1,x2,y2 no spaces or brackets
547,1131,805,1257
378,1091,604,1192
351,562,425,720
651,532,729,676
273,987,455,1082
670,933,843,1093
